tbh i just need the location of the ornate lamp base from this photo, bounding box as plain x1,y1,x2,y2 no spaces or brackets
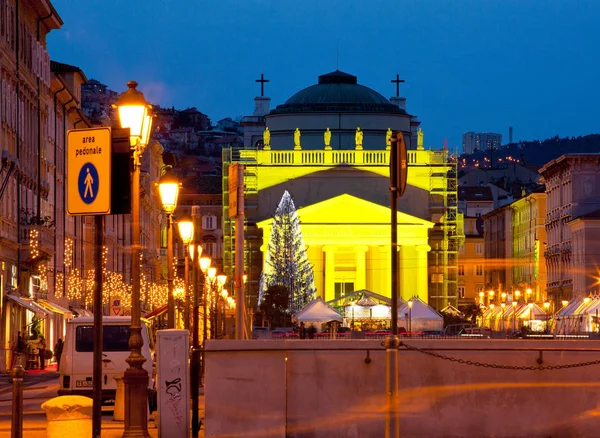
122,367,150,438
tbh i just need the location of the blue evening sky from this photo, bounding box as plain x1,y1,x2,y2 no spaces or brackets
47,0,600,151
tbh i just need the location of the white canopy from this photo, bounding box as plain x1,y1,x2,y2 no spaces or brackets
294,298,343,323
398,297,443,331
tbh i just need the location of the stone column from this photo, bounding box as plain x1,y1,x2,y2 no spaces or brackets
399,245,416,301
380,245,391,298
323,245,337,301
355,246,369,291
415,245,431,303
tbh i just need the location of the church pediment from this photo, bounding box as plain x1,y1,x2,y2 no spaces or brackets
257,194,434,228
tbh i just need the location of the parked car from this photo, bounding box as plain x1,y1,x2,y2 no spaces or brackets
420,330,446,337
458,327,492,338
251,326,270,339
271,330,298,339
400,331,424,337
317,327,351,338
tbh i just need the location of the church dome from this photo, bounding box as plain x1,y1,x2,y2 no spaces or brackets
270,70,405,115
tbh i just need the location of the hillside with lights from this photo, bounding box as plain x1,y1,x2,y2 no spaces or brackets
459,134,600,172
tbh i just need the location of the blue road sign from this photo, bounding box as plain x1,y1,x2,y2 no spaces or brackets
78,163,100,205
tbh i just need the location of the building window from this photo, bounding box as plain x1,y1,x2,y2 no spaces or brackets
203,215,217,231
458,265,465,276
11,265,17,288
203,241,216,258
458,286,465,298
475,243,483,254
334,282,354,300
475,265,483,276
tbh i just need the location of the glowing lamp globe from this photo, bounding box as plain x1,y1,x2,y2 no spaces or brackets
116,81,153,147
158,171,180,215
199,257,211,272
178,218,194,245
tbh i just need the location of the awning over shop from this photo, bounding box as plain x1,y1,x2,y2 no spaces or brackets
38,299,73,319
144,304,168,320
6,294,47,318
71,308,93,317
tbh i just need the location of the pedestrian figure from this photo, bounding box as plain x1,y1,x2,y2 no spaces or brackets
299,322,306,339
84,167,94,198
54,338,64,371
38,335,46,370
308,323,316,340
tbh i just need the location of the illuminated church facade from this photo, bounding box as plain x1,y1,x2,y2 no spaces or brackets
223,71,462,311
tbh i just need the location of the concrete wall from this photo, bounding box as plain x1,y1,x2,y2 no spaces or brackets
205,339,600,438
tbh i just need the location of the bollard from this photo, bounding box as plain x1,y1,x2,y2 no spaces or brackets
113,374,124,421
41,395,93,438
11,365,24,438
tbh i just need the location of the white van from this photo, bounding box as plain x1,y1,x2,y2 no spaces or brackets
58,316,155,402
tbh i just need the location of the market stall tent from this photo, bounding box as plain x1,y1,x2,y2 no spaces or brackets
398,297,443,331
294,298,343,324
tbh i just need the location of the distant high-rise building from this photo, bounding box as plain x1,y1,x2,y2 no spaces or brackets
462,132,502,154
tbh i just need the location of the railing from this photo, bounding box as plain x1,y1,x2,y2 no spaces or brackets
240,149,443,166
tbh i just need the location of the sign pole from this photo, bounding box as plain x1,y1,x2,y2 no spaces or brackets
92,215,104,438
385,131,407,438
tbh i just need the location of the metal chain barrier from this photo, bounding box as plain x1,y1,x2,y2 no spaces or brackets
399,342,600,371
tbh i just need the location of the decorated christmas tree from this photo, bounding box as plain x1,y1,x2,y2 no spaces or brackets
259,190,316,313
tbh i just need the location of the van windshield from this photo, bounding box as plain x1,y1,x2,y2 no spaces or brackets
76,325,130,352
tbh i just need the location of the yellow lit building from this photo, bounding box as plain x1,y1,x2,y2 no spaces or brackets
510,191,547,304
223,71,463,311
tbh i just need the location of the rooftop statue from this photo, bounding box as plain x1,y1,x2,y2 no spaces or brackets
294,128,301,150
417,128,424,150
386,128,392,149
355,127,363,150
324,128,332,150
263,127,271,150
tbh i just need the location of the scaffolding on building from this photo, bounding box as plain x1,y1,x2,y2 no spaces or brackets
426,150,464,310
222,146,261,309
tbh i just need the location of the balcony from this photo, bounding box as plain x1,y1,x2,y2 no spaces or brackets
19,224,55,263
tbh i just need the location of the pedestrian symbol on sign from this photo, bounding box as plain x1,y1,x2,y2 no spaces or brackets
78,163,99,204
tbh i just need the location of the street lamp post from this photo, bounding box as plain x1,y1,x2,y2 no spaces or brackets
408,300,413,334
207,267,217,338
178,217,194,330
528,302,534,331
190,206,203,437
216,275,227,338
199,256,211,385
158,171,180,329
543,301,550,333
116,80,153,438
512,301,517,333
220,288,229,337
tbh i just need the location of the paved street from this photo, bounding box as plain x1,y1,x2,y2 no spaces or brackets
0,370,205,437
